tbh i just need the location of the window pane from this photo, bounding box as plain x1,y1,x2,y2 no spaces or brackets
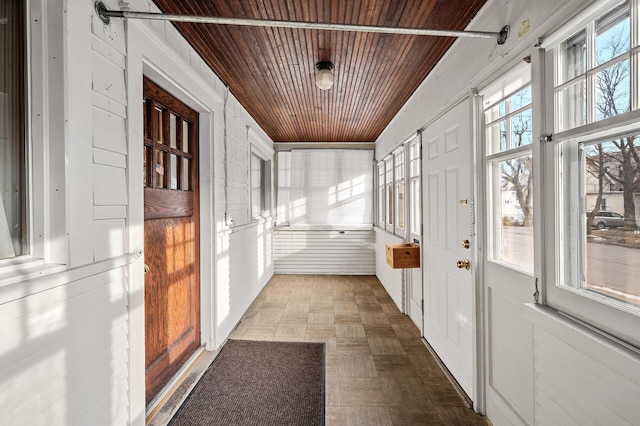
169,114,177,149
490,155,534,272
556,79,587,131
143,146,149,187
387,185,393,226
154,107,164,144
170,154,178,189
182,158,190,191
582,136,639,307
154,150,166,188
486,121,507,154
251,154,264,218
595,58,630,121
510,109,533,148
595,5,630,66
396,180,405,230
182,121,190,153
510,86,532,111
0,0,26,259
410,178,420,235
560,30,586,84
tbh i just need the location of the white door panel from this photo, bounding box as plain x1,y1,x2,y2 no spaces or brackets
406,137,423,334
422,99,475,399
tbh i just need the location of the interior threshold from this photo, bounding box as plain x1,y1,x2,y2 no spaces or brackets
146,347,218,425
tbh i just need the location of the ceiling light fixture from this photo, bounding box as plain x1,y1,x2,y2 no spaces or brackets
315,62,334,90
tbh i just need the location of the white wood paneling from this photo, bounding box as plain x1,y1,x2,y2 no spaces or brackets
275,227,375,275
524,304,640,426
374,228,404,310
0,267,129,426
93,164,127,206
92,107,127,154
216,221,275,348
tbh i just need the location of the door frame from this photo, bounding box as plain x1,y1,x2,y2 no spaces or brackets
126,21,222,423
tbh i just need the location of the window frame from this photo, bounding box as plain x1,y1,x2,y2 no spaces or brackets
393,146,406,237
376,161,386,228
0,0,27,260
250,149,271,220
542,0,640,346
484,82,535,274
0,0,67,281
384,155,394,232
408,137,421,238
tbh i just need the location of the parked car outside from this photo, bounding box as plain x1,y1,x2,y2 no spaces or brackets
590,211,625,229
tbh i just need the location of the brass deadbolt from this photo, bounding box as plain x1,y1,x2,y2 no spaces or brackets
462,240,470,249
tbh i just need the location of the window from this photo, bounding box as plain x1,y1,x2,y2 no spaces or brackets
143,90,194,191
385,156,393,230
251,152,270,219
408,139,421,236
1,1,26,260
554,1,637,132
561,134,640,307
484,84,534,273
394,147,405,236
546,0,640,345
275,150,372,225
377,161,385,227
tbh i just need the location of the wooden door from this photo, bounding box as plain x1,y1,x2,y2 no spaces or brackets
143,78,200,404
422,99,475,399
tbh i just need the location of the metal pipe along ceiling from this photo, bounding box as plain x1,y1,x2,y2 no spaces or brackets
94,1,510,45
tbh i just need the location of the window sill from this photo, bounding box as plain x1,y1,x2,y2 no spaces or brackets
0,257,67,288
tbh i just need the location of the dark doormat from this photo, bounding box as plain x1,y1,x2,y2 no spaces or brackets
169,339,325,426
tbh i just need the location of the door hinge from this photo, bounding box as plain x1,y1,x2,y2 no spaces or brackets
421,299,424,313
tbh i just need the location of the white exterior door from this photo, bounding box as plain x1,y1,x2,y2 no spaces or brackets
481,70,535,424
422,100,475,399
406,137,423,333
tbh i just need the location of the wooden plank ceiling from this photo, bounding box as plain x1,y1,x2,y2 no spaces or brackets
151,0,488,142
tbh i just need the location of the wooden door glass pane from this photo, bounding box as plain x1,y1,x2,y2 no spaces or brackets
144,146,149,187
182,121,190,153
170,113,177,149
143,99,149,139
154,106,164,144
182,158,190,191
170,154,178,190
155,150,166,188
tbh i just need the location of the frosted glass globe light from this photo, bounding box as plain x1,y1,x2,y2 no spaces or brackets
315,62,334,90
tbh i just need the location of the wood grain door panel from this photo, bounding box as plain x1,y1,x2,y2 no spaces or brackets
143,77,200,405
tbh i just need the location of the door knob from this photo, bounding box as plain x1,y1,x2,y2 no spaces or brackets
456,259,471,270
144,264,150,275
461,240,470,249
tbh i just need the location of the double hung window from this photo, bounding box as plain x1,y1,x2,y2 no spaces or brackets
484,83,534,273
377,162,385,228
408,139,421,237
251,152,270,219
385,156,394,230
546,0,640,344
393,147,405,236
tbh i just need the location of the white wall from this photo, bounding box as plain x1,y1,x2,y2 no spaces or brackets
374,228,404,310
0,0,275,424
